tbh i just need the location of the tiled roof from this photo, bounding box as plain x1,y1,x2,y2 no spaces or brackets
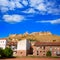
7,42,17,46
34,42,60,46
0,38,7,40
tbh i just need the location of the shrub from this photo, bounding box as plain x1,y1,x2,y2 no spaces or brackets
0,47,13,58
0,48,5,58
46,51,52,56
4,47,13,58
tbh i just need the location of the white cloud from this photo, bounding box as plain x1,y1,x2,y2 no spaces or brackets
3,14,24,24
29,0,60,15
36,3,46,11
48,8,60,15
9,1,15,10
30,0,44,7
15,2,23,8
0,0,9,6
0,0,25,12
0,7,9,12
0,0,60,15
22,0,28,6
36,19,60,24
23,8,36,13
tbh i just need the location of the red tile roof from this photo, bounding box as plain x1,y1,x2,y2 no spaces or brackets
7,42,17,46
34,42,60,46
0,38,7,40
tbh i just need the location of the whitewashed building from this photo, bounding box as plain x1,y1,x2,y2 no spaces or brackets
17,39,31,56
0,39,7,49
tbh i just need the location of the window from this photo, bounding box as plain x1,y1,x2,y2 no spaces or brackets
37,51,39,55
53,40,56,42
0,42,1,43
55,47,56,49
36,47,40,50
13,52,17,54
57,48,59,50
43,54,45,55
42,46,45,50
40,46,42,48
56,51,60,54
3,41,4,43
50,47,52,51
43,46,45,50
20,52,22,54
40,51,42,52
43,51,45,52
54,51,56,54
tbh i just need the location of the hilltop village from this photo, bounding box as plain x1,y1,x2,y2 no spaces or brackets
0,32,60,57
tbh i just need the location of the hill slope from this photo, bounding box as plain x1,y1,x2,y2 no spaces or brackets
8,32,60,42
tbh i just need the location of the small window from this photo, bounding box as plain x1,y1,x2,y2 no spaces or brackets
42,46,45,50
54,52,56,54
13,52,17,54
40,46,42,48
50,47,52,51
37,47,40,50
53,40,56,42
43,54,45,55
43,51,45,52
57,48,59,50
37,51,39,55
20,52,22,54
1,41,2,43
3,41,4,43
55,47,56,49
40,51,42,52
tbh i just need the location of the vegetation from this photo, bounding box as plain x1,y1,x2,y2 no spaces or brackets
0,47,13,58
8,32,60,42
46,51,52,56
4,47,13,58
0,48,5,57
28,39,36,42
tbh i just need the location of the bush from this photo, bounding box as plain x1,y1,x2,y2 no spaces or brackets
46,51,52,56
0,47,13,58
4,47,13,58
0,48,5,58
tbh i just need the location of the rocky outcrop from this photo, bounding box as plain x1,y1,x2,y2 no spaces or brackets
7,32,60,42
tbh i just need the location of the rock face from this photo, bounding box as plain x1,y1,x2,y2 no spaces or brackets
8,32,60,42
30,32,52,35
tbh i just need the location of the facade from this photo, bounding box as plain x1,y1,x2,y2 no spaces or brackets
0,39,7,49
17,39,31,56
0,38,60,57
33,42,60,56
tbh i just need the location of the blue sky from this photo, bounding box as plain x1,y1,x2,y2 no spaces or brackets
0,0,60,38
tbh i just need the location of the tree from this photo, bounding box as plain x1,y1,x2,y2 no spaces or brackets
46,51,52,56
0,48,5,58
4,47,13,58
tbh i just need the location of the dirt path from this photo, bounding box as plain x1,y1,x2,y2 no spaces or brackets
1,58,60,60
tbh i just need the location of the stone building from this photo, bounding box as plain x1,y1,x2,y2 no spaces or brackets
1,38,60,57
17,39,31,56
33,42,60,56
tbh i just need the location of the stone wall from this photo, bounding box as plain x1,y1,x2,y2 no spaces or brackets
33,46,60,56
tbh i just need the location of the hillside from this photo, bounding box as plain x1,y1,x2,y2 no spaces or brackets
7,32,60,42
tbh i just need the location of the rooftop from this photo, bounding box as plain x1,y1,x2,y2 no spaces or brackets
34,42,60,46
0,38,7,40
